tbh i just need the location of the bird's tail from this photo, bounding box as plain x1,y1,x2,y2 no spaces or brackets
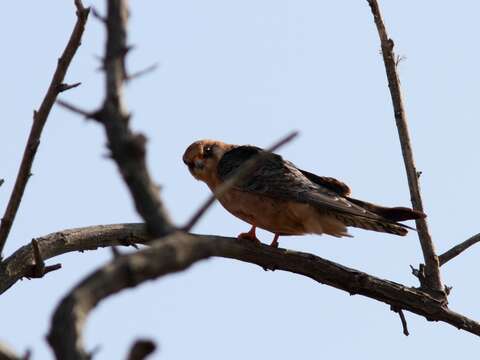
335,213,409,236
339,197,427,236
346,197,426,221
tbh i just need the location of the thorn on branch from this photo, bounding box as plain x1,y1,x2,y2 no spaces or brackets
410,264,427,288
0,179,4,188
91,7,106,22
127,63,159,82
391,306,409,336
58,82,82,93
444,285,452,296
118,235,140,248
25,239,62,279
127,339,157,360
56,99,97,120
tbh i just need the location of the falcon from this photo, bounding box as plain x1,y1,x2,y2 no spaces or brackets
183,140,425,247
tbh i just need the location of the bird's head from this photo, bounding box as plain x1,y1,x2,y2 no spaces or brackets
183,140,235,184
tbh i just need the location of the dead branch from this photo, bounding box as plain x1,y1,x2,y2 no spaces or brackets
439,233,480,266
0,223,149,295
47,230,480,359
366,0,443,296
0,0,89,257
391,306,409,336
182,130,298,232
60,0,173,238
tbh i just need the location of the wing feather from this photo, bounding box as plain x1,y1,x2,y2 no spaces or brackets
217,146,387,222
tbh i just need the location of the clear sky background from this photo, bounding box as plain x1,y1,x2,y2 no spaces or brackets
1,1,479,359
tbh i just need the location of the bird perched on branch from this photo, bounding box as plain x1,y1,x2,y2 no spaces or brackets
183,140,426,247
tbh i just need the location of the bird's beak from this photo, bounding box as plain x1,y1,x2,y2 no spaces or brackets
185,156,205,175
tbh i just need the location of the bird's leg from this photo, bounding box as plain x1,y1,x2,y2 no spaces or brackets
270,233,280,248
237,226,260,243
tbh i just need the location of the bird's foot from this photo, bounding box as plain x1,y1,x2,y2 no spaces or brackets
237,232,261,244
269,234,280,248
237,226,260,244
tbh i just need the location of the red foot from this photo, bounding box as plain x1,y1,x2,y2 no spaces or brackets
269,234,280,248
237,226,260,244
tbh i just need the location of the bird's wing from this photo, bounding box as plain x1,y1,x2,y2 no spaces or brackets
217,146,383,221
299,169,351,196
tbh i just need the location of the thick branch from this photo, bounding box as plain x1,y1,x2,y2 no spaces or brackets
0,1,89,257
366,0,443,294
0,224,149,294
439,233,480,266
41,228,480,359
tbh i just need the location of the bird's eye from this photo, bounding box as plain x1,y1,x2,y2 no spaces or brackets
203,146,214,158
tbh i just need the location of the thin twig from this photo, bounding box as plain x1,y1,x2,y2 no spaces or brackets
182,131,299,232
25,239,62,279
439,233,480,266
391,306,409,336
366,0,443,296
56,100,94,118
127,63,159,81
0,0,90,257
58,82,82,92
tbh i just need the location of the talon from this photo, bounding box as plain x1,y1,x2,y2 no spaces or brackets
269,234,280,248
237,226,260,244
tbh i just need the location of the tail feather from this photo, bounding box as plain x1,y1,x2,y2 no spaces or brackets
346,197,426,222
335,213,409,236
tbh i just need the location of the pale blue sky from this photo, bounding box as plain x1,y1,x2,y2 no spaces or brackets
1,1,480,359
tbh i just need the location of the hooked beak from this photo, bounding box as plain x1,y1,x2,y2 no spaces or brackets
184,157,204,173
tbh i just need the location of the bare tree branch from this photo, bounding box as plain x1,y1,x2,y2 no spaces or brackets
61,0,173,237
366,0,443,296
41,228,480,359
126,339,156,360
0,223,149,295
182,130,299,232
0,0,90,257
439,233,480,266
56,100,95,118
391,306,409,336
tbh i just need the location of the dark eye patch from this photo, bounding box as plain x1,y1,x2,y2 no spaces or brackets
203,145,214,158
